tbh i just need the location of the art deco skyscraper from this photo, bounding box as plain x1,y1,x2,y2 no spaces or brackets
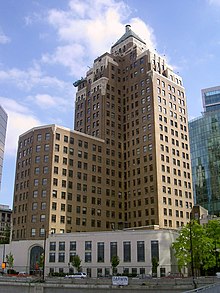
12,26,193,241
74,25,193,229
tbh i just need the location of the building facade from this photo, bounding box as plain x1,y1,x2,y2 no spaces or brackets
12,26,193,241
0,105,7,190
13,125,107,240
0,204,11,242
189,86,220,216
2,229,178,278
74,25,193,229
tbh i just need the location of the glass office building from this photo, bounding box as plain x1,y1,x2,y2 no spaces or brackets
0,106,7,190
189,86,220,216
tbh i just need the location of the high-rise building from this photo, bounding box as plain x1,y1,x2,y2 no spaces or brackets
12,26,193,241
189,86,220,216
0,105,7,190
0,204,11,242
74,25,193,228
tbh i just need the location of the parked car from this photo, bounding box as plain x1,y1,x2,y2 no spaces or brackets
165,272,183,278
137,274,152,279
216,272,220,278
17,272,30,277
65,272,87,279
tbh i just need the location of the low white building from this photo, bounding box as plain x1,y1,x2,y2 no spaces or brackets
0,228,178,278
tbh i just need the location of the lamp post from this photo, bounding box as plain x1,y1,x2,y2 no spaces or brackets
215,240,220,275
42,230,47,281
189,221,196,289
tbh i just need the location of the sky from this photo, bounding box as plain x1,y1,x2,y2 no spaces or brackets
0,0,220,208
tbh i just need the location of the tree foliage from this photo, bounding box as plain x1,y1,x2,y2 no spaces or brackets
111,255,120,275
6,252,14,269
71,255,82,272
0,225,11,244
172,219,220,275
152,256,159,277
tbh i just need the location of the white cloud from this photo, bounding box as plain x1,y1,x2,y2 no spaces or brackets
0,97,41,156
0,29,10,44
27,93,69,111
42,44,87,76
0,64,70,92
43,0,157,75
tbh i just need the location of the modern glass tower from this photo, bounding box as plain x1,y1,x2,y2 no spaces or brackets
0,105,7,190
189,86,220,216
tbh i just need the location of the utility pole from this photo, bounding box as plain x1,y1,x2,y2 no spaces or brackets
42,230,47,281
189,221,196,289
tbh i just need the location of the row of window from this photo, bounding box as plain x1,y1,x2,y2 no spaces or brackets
48,240,154,263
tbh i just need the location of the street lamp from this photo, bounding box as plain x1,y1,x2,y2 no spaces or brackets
215,241,220,275
42,229,47,281
189,221,196,289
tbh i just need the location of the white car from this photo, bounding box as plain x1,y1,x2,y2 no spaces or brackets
65,272,87,278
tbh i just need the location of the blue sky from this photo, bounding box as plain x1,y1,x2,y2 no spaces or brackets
0,0,220,207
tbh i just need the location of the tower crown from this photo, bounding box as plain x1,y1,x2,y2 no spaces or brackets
111,24,146,50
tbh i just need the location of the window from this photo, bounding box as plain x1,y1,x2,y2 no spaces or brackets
123,241,131,262
34,179,39,186
59,241,65,251
52,202,57,210
44,155,49,163
49,253,55,262
151,240,159,266
33,190,38,198
97,242,104,262
70,241,76,251
44,144,49,151
41,202,46,210
137,241,145,262
85,252,92,263
85,241,92,250
40,228,45,237
40,214,45,222
55,144,59,151
51,214,56,222
42,178,47,185
42,190,46,197
58,252,65,262
31,215,37,222
50,242,56,251
31,229,36,236
110,242,117,261
37,134,42,141
32,202,37,210
43,166,49,174
60,215,65,223
35,156,40,163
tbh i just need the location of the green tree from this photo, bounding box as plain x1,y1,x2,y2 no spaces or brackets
38,252,44,269
111,255,120,275
172,220,215,276
6,252,14,270
71,255,82,272
152,257,159,277
205,219,220,272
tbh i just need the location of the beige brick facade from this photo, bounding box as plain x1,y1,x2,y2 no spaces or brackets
12,26,193,241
